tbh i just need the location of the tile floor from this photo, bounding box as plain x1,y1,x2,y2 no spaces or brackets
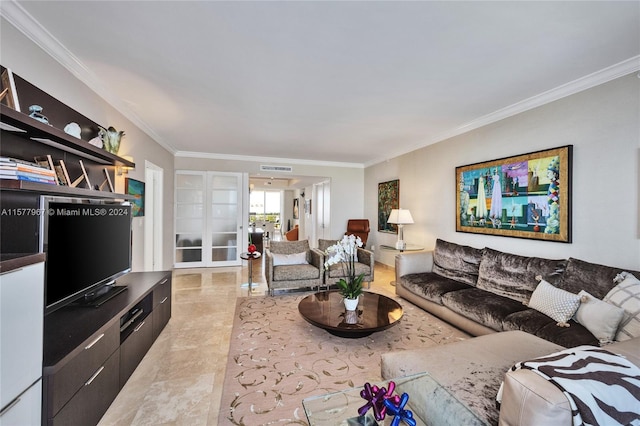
98,256,397,425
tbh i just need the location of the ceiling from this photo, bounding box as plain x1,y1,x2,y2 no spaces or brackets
4,1,640,167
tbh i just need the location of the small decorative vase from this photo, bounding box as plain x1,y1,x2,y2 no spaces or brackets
344,310,358,324
344,297,359,311
100,126,125,155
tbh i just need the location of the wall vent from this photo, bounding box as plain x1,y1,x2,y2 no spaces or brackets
260,165,293,173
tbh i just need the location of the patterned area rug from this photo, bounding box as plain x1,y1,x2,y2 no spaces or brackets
218,292,468,425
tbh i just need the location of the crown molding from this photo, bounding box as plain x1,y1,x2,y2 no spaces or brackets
175,150,364,169
1,0,176,155
4,0,637,168
365,55,640,168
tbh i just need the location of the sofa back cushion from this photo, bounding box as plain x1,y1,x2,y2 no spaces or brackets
432,239,483,286
557,257,639,300
269,239,310,261
317,239,338,253
476,248,565,303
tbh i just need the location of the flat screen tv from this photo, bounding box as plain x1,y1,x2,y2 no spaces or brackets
40,196,132,314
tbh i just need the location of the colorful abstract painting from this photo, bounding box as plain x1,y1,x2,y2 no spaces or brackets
456,146,572,242
125,177,145,217
378,179,399,233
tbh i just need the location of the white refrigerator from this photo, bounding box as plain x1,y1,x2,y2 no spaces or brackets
0,261,44,426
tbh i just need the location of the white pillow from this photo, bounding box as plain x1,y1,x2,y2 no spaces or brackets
528,280,581,326
603,272,640,341
272,252,308,266
574,290,625,345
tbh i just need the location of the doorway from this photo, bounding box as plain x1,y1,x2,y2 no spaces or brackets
144,161,163,271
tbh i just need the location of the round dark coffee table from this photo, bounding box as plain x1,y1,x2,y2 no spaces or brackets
298,290,403,338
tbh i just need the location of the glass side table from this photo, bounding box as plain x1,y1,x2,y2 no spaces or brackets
379,244,424,253
302,372,487,426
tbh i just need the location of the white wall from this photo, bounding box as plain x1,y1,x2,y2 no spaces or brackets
366,74,640,270
1,19,175,271
174,156,364,244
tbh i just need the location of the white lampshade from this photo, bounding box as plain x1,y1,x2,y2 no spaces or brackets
387,209,414,225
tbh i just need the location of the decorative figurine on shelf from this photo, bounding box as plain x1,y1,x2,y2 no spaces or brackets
28,105,51,125
63,122,81,138
100,126,125,155
88,136,103,148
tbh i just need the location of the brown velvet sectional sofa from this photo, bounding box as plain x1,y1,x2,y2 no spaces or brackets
384,239,640,425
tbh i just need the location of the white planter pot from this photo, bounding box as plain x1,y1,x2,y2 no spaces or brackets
344,297,359,311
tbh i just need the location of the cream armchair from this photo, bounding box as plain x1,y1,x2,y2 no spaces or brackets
265,240,324,295
317,239,374,289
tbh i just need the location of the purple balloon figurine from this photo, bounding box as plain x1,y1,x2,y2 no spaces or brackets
358,381,398,421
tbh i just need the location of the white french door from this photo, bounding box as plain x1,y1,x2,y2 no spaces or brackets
174,171,243,268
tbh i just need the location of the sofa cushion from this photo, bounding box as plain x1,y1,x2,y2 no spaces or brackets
603,272,640,341
326,262,370,278
476,248,565,303
432,239,483,286
527,280,581,325
503,309,556,335
269,239,311,255
557,257,635,299
271,252,308,266
441,288,529,331
399,272,473,305
535,320,599,347
273,264,320,281
575,290,625,345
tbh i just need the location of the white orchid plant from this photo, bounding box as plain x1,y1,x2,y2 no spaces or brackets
324,234,365,300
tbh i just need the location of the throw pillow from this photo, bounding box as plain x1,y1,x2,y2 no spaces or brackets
272,252,308,266
574,290,625,345
603,272,640,341
527,280,581,326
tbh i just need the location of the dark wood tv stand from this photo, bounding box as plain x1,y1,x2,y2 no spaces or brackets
42,271,172,426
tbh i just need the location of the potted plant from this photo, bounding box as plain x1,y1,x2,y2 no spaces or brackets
324,235,365,310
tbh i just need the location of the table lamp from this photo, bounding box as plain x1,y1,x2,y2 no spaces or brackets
387,208,414,250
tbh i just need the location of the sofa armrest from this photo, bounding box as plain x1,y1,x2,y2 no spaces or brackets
395,250,434,283
309,248,324,275
265,249,274,284
498,369,571,426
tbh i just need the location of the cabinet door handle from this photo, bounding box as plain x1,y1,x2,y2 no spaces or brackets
160,296,168,304
84,333,105,350
0,397,21,417
159,278,168,285
85,366,104,386
134,321,146,332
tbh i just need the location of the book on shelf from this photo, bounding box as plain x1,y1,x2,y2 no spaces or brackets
1,156,57,177
0,174,57,184
34,155,59,184
54,164,68,185
0,169,57,181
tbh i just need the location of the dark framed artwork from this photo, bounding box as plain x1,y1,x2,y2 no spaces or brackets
378,179,399,233
456,145,572,242
293,198,299,219
125,177,145,217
